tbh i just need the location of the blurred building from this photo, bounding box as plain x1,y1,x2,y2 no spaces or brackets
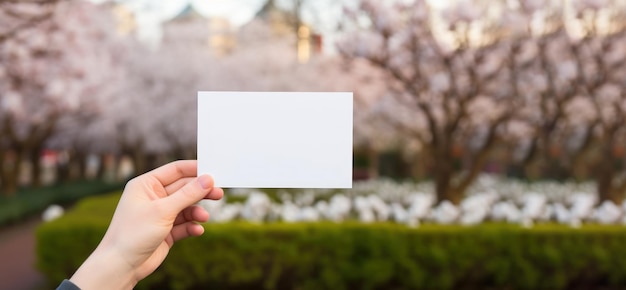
208,17,236,56
112,4,136,35
109,0,323,61
256,0,323,63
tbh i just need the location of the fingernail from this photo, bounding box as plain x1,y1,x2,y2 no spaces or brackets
198,175,213,189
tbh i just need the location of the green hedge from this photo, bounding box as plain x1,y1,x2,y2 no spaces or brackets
0,180,124,227
37,193,626,290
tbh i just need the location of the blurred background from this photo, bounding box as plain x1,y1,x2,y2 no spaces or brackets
3,0,626,289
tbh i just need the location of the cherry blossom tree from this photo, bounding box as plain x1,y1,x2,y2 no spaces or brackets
94,13,384,177
234,16,393,178
338,0,525,204
557,0,626,203
0,0,60,44
0,0,122,194
79,37,208,175
499,0,611,181
86,16,296,175
496,0,626,202
339,0,626,204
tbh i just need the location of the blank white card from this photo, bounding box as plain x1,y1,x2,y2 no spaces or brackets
197,91,353,188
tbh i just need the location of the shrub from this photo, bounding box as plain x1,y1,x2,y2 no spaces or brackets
37,192,626,290
0,180,123,227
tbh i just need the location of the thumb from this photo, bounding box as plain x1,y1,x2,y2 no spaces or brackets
165,174,214,214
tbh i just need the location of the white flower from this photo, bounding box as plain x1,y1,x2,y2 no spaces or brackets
328,194,351,222
215,204,242,223
299,207,320,222
368,195,390,221
391,203,409,223
593,201,621,224
42,205,64,222
569,192,596,220
358,208,376,223
521,193,547,221
491,201,521,223
432,201,460,224
281,202,300,222
241,191,271,222
553,203,571,224
407,193,435,222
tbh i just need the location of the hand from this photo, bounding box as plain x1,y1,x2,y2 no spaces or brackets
69,160,224,290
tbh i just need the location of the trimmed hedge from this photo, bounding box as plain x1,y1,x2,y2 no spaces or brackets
38,193,626,290
0,180,124,227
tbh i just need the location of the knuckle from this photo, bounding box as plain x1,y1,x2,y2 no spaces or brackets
179,183,199,200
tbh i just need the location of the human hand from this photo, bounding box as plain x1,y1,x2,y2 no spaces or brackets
69,160,223,290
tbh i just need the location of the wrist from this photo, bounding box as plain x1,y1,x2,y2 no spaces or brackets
69,245,138,290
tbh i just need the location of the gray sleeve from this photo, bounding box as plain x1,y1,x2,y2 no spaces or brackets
56,279,81,290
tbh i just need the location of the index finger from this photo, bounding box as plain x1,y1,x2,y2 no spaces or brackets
147,160,198,186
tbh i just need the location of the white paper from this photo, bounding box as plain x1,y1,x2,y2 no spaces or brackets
197,91,353,188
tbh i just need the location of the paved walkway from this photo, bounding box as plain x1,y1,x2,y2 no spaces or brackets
0,218,47,290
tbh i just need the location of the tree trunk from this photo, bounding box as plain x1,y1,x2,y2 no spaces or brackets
55,150,73,183
435,165,461,204
597,145,621,203
96,154,107,180
1,151,21,196
56,158,70,184
187,145,197,160
132,148,147,176
70,151,87,180
0,149,7,196
523,158,542,180
145,153,160,172
571,158,589,181
411,154,428,181
434,151,461,204
172,146,186,161
0,170,17,196
111,153,124,182
367,146,379,179
596,163,617,203
28,147,43,187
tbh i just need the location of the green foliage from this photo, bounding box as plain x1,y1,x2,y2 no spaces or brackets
0,180,123,227
378,151,411,180
37,193,626,289
353,151,371,168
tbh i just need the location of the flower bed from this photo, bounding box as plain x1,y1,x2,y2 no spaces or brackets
201,176,621,226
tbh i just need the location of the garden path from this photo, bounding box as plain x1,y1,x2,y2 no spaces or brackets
0,218,46,290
